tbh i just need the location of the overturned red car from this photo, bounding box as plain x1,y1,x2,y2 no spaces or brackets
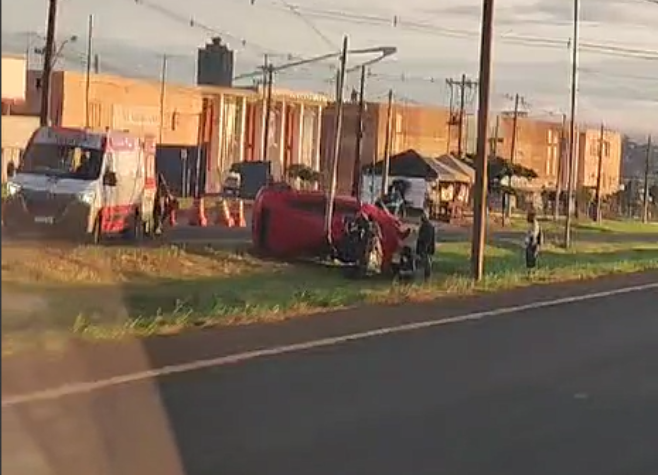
251,184,409,270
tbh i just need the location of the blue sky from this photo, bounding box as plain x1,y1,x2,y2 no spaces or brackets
2,0,657,135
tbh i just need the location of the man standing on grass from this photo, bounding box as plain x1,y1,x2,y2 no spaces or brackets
524,209,542,272
416,211,436,281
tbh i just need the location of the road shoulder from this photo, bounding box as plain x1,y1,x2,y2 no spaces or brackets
3,270,657,397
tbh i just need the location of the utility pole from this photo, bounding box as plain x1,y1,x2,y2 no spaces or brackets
492,115,500,158
502,93,523,227
564,0,580,248
262,62,274,162
471,0,495,282
324,36,349,245
643,134,653,223
446,83,455,154
509,94,521,165
351,65,367,199
447,74,477,157
158,54,167,144
594,123,605,222
458,74,467,157
84,14,93,128
554,113,567,221
381,89,394,196
40,0,58,126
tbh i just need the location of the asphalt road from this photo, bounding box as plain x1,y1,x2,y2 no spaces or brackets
2,274,658,475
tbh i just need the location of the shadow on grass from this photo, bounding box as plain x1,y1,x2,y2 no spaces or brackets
3,241,658,348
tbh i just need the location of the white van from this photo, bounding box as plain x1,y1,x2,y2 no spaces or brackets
3,126,157,243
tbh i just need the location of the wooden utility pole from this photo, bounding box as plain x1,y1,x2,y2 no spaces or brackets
324,36,349,245
40,0,58,126
564,0,580,248
84,14,93,128
158,54,167,144
503,93,522,227
446,83,455,154
262,63,274,162
458,74,467,157
509,94,521,165
643,135,653,223
381,89,394,196
471,0,495,282
492,115,500,158
447,75,477,157
554,113,567,221
594,123,605,222
351,65,366,199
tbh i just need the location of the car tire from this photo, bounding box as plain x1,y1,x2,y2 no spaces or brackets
255,207,271,255
125,211,144,242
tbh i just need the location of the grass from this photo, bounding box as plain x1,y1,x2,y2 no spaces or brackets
499,216,658,234
3,237,658,356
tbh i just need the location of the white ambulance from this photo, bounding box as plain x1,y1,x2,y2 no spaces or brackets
3,126,157,243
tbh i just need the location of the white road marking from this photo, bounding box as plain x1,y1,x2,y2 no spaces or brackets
2,281,657,408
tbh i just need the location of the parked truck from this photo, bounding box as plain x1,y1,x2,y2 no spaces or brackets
3,126,157,243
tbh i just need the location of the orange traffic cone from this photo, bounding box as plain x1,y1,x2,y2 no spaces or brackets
231,199,247,228
189,197,208,227
215,199,235,227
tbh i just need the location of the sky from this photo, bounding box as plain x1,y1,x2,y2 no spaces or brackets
2,0,658,136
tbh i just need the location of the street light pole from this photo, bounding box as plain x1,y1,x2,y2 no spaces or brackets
471,0,495,282
563,0,580,248
324,36,349,246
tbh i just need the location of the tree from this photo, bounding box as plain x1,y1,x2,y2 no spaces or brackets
286,164,321,190
462,154,538,195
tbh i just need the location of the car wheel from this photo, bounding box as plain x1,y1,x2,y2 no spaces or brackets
257,207,271,253
125,211,144,242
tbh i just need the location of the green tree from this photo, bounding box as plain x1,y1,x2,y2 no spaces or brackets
462,154,538,194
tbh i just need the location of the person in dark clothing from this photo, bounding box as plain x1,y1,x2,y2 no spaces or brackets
397,245,417,283
416,212,436,281
524,209,542,271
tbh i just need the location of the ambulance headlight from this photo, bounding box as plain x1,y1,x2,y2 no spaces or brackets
5,182,21,197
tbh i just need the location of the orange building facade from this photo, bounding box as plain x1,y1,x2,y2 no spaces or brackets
18,70,327,193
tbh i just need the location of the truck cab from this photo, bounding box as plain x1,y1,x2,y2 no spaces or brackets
3,126,157,243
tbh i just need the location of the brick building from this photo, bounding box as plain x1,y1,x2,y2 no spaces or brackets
321,101,456,194
577,127,623,195
493,115,622,196
18,70,327,194
493,115,566,191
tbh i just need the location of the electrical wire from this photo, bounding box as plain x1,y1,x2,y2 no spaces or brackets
248,2,658,61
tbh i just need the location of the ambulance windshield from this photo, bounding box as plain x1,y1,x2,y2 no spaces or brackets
20,142,104,180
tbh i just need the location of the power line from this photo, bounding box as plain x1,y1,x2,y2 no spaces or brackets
250,2,658,61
